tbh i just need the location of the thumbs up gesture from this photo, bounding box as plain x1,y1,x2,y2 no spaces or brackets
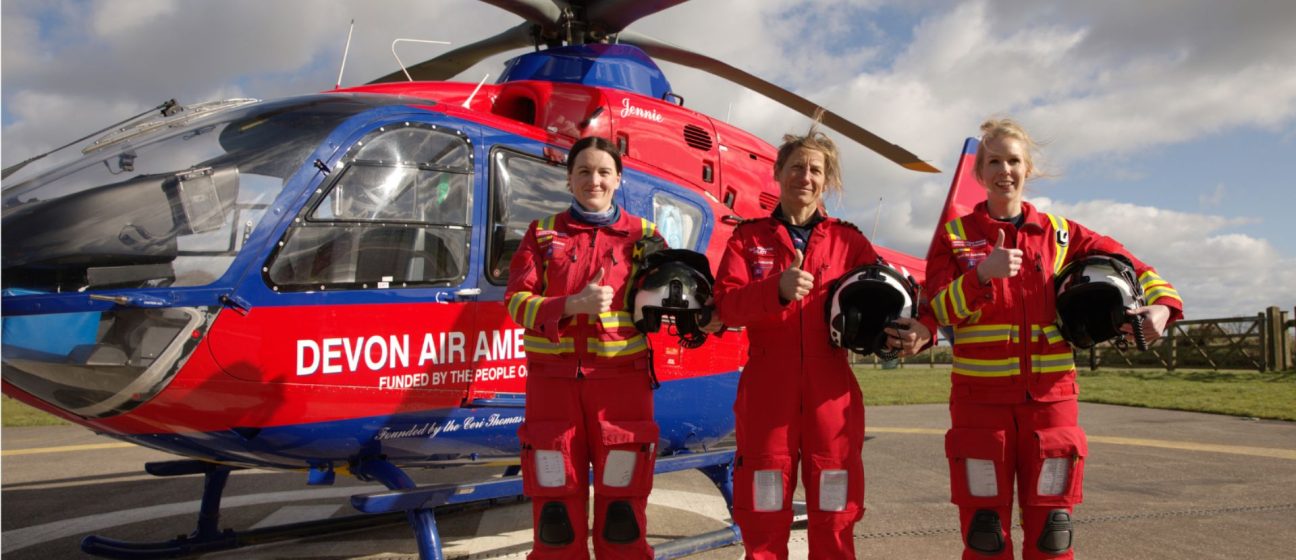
565,267,614,316
976,229,1023,284
778,249,815,302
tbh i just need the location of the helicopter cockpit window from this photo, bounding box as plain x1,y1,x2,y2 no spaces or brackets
1,94,398,293
652,191,704,251
266,123,472,290
486,149,571,284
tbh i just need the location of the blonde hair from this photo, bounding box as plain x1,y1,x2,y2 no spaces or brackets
774,120,844,195
974,117,1042,180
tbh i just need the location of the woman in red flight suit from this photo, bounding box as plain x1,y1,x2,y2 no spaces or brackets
926,119,1185,560
506,136,664,560
714,126,934,560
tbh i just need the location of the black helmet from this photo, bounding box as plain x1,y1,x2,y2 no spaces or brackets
826,263,917,359
632,249,714,349
1054,254,1145,349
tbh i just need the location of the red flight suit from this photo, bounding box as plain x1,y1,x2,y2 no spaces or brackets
926,201,1184,560
714,211,935,559
506,208,664,560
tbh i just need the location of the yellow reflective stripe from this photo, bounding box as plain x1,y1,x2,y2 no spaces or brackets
1045,213,1069,274
598,311,635,329
1139,271,1182,304
950,275,973,319
523,296,543,329
1031,352,1075,374
1035,324,1065,345
931,289,952,325
945,218,967,241
587,335,648,358
954,324,1015,344
1140,270,1171,289
536,215,557,243
523,335,575,355
640,218,656,239
1145,286,1181,304
507,291,531,322
952,356,1020,377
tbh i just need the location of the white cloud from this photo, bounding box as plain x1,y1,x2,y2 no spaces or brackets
1199,183,1226,208
90,0,178,38
1039,199,1289,319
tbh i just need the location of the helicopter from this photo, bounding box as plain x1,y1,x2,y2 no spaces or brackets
0,1,967,558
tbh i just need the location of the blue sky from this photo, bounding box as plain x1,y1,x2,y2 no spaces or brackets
3,0,1294,319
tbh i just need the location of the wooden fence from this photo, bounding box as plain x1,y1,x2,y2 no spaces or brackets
1080,306,1292,372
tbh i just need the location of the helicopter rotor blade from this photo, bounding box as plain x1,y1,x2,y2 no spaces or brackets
481,0,565,30
618,31,939,173
584,0,690,34
368,21,536,84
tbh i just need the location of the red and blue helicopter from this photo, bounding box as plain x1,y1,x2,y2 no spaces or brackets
1,1,983,558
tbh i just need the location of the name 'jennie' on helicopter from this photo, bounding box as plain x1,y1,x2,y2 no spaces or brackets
1,1,943,559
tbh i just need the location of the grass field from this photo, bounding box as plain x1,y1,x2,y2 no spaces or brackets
4,368,1295,427
2,396,71,427
858,365,1296,421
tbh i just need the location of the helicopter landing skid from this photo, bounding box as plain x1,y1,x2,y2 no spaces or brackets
80,450,739,560
349,449,741,560
79,459,410,559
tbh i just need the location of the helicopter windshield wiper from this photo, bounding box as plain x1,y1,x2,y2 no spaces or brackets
1,100,183,181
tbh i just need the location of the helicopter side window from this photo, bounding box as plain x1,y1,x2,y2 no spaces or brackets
266,124,472,290
652,191,704,251
486,149,571,284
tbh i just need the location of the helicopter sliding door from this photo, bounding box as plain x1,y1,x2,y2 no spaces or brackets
473,142,572,401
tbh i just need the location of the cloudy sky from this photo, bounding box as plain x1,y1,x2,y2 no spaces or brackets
3,0,1294,319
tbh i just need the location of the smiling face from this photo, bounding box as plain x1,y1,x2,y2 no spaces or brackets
775,147,827,213
976,135,1033,217
567,147,621,213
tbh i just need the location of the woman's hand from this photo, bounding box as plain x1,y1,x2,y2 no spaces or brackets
563,268,613,317
886,317,932,358
700,297,725,334
976,229,1023,284
1123,304,1172,343
779,249,814,302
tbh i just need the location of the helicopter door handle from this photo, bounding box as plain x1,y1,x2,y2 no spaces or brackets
454,288,482,301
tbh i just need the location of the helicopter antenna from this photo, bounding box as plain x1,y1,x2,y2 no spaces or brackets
335,19,355,90
871,196,883,239
463,73,491,109
391,38,452,82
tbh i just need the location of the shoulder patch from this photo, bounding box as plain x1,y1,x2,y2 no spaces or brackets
833,219,863,234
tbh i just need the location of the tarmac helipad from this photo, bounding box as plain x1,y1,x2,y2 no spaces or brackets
3,402,1294,559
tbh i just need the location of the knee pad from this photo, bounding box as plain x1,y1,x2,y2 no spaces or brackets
602,500,640,544
539,501,575,545
967,509,1005,555
1037,509,1073,555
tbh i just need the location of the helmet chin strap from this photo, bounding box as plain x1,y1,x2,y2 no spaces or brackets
873,325,900,361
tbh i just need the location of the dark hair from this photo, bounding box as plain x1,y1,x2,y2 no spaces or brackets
567,136,623,174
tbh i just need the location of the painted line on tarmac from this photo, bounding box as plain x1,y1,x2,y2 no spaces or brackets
1087,435,1296,460
0,442,134,457
0,486,362,554
868,427,1296,460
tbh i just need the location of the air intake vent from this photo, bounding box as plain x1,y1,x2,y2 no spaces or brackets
759,192,779,210
683,124,713,151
